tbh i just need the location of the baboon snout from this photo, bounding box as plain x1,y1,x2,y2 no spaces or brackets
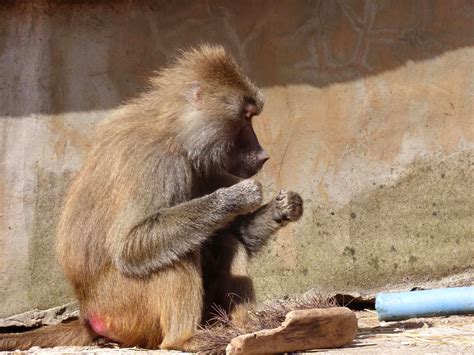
244,103,258,119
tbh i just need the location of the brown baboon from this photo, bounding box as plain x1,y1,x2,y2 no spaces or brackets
0,45,303,351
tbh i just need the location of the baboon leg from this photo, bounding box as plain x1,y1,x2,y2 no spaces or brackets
222,240,256,325
85,255,203,350
203,235,255,322
157,254,204,350
222,239,256,308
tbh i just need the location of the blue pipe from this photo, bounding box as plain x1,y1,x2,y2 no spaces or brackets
376,286,474,321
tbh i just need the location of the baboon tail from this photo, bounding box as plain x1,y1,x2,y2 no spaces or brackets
0,319,97,351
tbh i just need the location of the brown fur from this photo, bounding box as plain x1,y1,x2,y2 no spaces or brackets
0,45,303,351
0,320,97,350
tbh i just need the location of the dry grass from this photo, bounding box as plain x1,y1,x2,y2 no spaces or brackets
193,294,337,353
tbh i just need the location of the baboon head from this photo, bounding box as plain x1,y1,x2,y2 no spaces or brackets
158,45,269,178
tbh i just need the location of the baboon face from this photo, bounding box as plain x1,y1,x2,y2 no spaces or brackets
180,47,269,178
226,98,269,178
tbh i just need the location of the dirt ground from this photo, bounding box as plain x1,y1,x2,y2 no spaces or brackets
323,311,474,354
3,311,474,354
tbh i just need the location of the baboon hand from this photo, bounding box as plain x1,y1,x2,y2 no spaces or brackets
272,190,303,225
218,179,263,214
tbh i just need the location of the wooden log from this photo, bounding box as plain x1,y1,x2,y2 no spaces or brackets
226,307,357,354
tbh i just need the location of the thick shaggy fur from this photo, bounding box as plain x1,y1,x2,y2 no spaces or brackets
0,45,303,351
0,320,97,350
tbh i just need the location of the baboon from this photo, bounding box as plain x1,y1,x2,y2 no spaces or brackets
0,45,303,351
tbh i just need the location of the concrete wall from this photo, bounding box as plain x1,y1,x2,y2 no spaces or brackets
0,0,473,317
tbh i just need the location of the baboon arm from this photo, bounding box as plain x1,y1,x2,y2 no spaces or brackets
110,191,237,277
232,190,303,254
231,202,282,255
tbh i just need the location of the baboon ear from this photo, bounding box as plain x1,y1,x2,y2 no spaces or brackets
186,82,204,109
